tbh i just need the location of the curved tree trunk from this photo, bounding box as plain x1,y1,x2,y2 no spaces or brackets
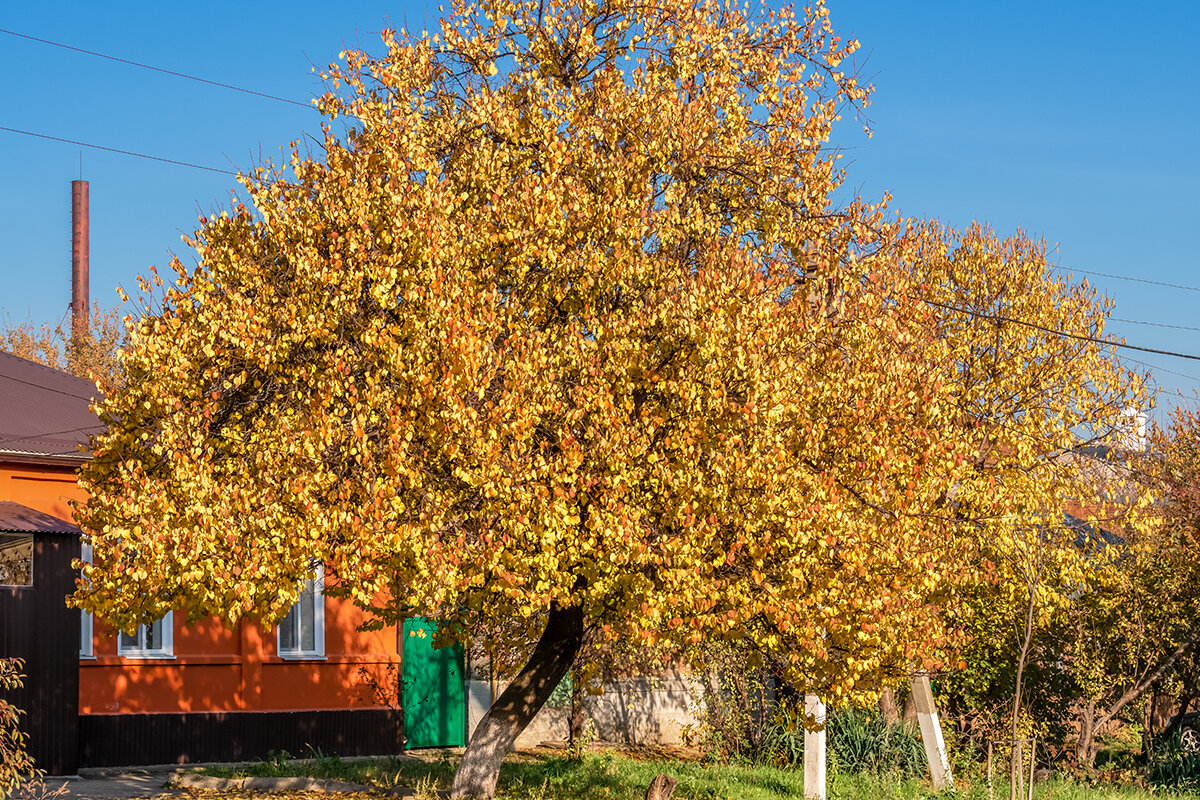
450,602,584,799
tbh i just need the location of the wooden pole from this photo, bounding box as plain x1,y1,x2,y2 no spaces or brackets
803,694,826,800
909,675,954,790
987,741,994,800
1028,739,1036,800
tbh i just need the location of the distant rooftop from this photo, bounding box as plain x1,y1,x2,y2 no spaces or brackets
0,351,103,461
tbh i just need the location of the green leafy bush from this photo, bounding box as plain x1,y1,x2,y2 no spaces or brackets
0,658,38,799
1147,728,1200,792
826,708,926,778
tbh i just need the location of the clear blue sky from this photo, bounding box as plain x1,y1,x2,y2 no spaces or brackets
1,1,1197,422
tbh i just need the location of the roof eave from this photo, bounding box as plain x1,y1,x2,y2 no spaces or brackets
0,450,91,467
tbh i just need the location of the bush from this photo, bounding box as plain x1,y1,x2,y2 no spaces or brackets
1147,728,1200,792
827,708,927,779
0,658,38,799
687,678,927,780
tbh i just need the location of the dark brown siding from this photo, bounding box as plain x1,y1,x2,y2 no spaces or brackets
79,708,404,767
0,533,81,775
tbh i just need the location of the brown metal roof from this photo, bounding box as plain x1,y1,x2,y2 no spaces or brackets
0,501,81,534
0,351,103,460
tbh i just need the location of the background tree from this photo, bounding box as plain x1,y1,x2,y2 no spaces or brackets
899,223,1154,771
0,303,125,389
75,1,982,796
1061,406,1200,770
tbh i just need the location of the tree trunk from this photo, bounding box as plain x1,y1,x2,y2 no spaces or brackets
568,667,587,751
1075,700,1098,772
1142,689,1156,757
450,602,584,799
1161,693,1194,743
1011,573,1038,800
902,688,918,731
879,686,899,727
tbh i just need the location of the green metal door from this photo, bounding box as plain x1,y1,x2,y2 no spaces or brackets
401,617,466,749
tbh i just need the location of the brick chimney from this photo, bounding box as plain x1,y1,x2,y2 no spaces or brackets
71,179,89,346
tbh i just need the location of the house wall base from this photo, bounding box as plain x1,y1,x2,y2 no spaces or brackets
78,709,404,768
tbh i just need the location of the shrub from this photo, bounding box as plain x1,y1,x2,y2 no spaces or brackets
0,658,38,799
826,708,927,779
1147,728,1200,792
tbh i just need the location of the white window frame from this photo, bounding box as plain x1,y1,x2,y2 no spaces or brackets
79,542,93,658
117,611,174,658
277,565,325,659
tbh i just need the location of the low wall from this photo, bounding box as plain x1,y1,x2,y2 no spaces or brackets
466,673,704,748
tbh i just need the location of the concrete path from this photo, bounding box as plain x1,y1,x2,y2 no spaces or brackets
40,767,410,799
40,772,180,800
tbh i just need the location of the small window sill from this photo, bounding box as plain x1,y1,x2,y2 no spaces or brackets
277,652,327,661
117,652,176,660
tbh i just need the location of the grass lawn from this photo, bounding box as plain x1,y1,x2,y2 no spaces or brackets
196,749,1193,799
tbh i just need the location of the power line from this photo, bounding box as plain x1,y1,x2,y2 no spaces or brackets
923,299,1200,363
1110,317,1200,333
0,424,104,449
0,372,96,402
0,27,313,110
0,126,236,176
1056,265,1200,294
1116,355,1200,385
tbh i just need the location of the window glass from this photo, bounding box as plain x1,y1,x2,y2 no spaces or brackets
118,613,173,657
0,532,33,586
278,566,324,658
80,542,93,656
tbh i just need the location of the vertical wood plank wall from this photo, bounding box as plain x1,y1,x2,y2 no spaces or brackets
0,533,81,775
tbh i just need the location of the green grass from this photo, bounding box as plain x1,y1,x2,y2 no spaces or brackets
194,749,1200,799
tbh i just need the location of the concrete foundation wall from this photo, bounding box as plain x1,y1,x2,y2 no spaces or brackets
466,673,704,749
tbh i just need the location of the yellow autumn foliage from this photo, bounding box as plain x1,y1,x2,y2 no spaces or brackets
72,0,1147,728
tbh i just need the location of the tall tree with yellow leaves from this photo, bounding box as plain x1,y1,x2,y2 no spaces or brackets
75,2,997,796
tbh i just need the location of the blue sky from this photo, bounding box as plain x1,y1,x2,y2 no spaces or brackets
1,1,1197,421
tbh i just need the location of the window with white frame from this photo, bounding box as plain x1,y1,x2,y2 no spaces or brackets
118,612,173,657
277,565,324,658
79,542,93,657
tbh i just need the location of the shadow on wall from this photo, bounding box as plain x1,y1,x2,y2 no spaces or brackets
81,595,400,716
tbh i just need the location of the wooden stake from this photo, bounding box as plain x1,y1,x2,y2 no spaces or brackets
804,694,826,800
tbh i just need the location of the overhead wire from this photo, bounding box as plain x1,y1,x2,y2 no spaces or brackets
1110,318,1200,333
921,299,1200,363
0,27,314,109
1056,265,1200,294
0,126,237,176
8,29,1200,383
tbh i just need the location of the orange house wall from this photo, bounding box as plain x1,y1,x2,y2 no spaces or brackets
1,459,401,715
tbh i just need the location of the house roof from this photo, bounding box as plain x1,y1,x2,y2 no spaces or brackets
1064,511,1124,553
0,501,81,534
0,351,103,461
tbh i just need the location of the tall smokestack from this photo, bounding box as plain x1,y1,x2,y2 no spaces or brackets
71,180,89,346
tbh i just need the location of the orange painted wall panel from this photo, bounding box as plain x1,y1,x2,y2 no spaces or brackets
80,594,400,714
0,462,86,521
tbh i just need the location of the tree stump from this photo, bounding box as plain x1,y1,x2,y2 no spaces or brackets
646,774,678,800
